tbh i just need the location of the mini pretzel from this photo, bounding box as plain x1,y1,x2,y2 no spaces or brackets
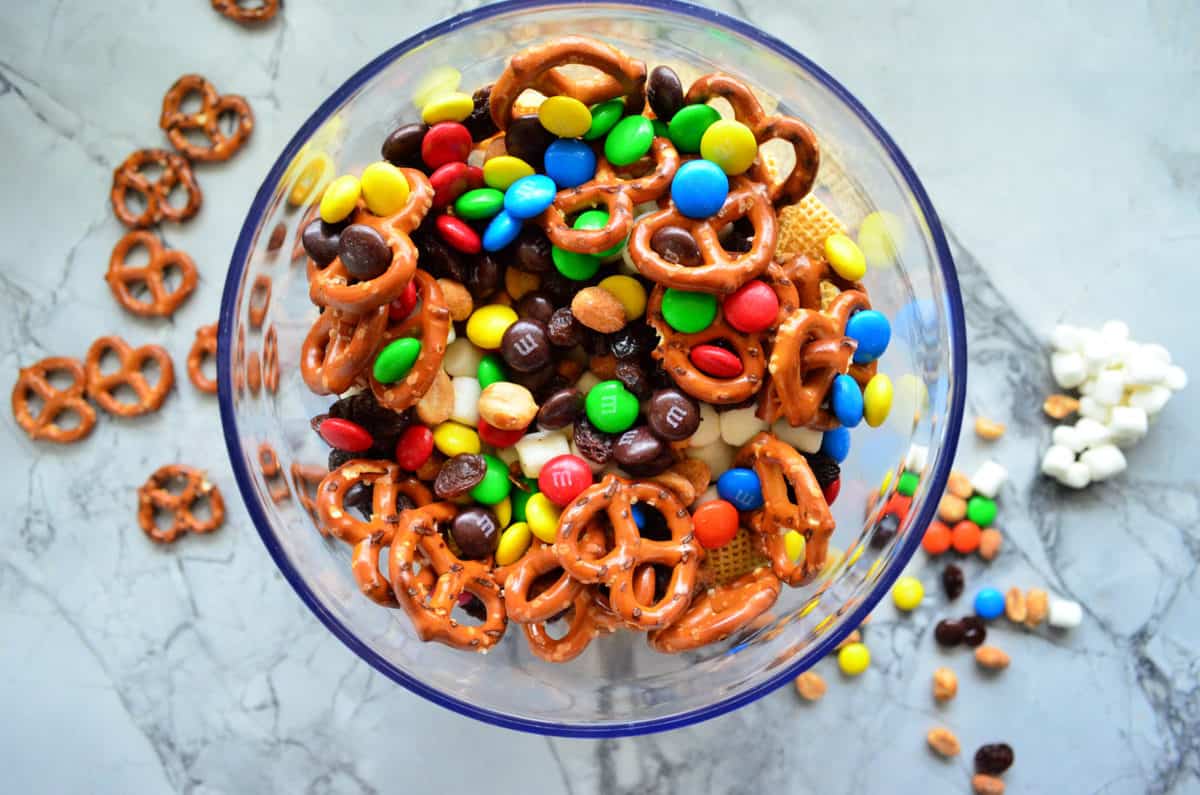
309,168,433,314
211,0,278,23
686,72,820,207
489,36,647,129
539,137,679,255
257,442,289,503
160,74,254,162
736,433,834,586
248,274,271,328
368,271,451,411
389,502,507,651
503,524,606,624
646,285,765,404
351,476,433,607
137,464,225,543
106,230,197,317
291,462,328,529
648,567,781,653
84,336,174,417
521,585,618,663
300,305,388,395
629,177,777,294
11,357,97,443
262,324,279,393
111,148,202,228
553,475,702,631
245,350,262,394
186,323,218,394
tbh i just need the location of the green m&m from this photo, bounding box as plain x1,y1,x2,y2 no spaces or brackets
661,288,717,333
585,380,639,433
470,454,512,505
667,104,721,153
966,495,997,527
373,337,421,383
510,477,537,522
652,119,669,138
552,245,600,281
897,470,920,497
584,98,624,141
454,188,504,220
477,354,507,388
604,115,653,167
573,209,624,258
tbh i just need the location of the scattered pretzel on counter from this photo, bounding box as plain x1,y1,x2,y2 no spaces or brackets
110,148,202,228
187,323,219,393
11,357,97,443
211,0,279,24
84,335,174,417
107,230,198,317
160,74,255,162
137,464,225,543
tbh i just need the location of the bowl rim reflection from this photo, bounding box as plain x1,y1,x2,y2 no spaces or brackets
218,0,967,738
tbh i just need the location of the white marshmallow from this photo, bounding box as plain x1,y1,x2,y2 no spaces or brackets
514,430,570,478
1052,424,1086,452
1124,350,1169,387
575,371,601,395
1074,417,1111,449
1108,405,1148,443
693,486,721,507
450,377,481,426
905,443,930,473
1060,462,1092,489
770,420,823,454
442,337,483,378
1040,445,1075,478
970,459,1008,499
495,445,520,466
1051,351,1088,389
686,440,735,477
690,403,721,447
1140,343,1172,365
1078,395,1110,424
1079,444,1127,481
719,406,767,447
1165,365,1188,392
1048,597,1083,629
1091,370,1126,406
1051,324,1085,352
1078,377,1095,396
1100,320,1130,343
1126,385,1172,415
1083,336,1117,374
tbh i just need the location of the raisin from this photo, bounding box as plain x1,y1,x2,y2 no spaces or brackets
572,417,614,465
546,308,584,347
462,85,499,142
615,360,651,400
803,451,840,488
434,454,487,499
941,563,965,600
974,744,1015,775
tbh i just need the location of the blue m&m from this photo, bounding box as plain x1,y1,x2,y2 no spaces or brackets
716,467,763,511
631,503,646,529
503,174,557,219
974,587,1005,620
670,159,728,219
846,310,891,364
482,209,522,252
821,426,851,463
831,374,864,428
543,139,596,188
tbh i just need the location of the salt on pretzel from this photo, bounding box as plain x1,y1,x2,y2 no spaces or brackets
110,149,202,228
106,230,197,317
553,475,702,631
686,72,820,207
489,35,647,129
539,137,679,255
159,74,254,162
368,270,451,411
648,567,781,653
300,305,388,395
84,336,174,417
308,168,432,314
11,356,97,443
736,433,834,586
628,176,777,294
137,464,225,543
389,502,507,651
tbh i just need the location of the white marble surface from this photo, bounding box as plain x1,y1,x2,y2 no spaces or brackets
3,1,1199,792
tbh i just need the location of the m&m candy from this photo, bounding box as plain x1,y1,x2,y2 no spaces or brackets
538,454,593,505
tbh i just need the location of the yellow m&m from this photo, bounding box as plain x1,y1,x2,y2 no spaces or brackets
466,305,518,350
784,530,806,563
837,642,870,676
864,373,894,427
495,521,532,566
892,576,924,611
699,120,758,175
538,96,592,139
433,421,481,457
422,91,474,124
824,233,867,281
598,275,647,319
319,174,361,223
483,156,535,190
525,492,562,543
360,161,410,216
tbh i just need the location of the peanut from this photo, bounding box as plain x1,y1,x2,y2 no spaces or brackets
932,667,958,702
938,494,967,523
974,645,1011,670
415,369,453,425
947,470,974,499
978,528,1003,560
571,286,627,333
504,266,540,300
794,671,827,701
477,382,538,431
972,774,1006,795
1004,587,1027,623
436,278,474,322
1025,588,1049,627
1043,393,1080,420
974,416,1006,440
926,726,961,757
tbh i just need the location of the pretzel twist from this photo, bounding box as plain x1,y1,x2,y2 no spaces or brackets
648,567,781,653
110,149,202,228
261,324,279,394
211,0,278,23
248,274,271,328
11,357,97,443
300,305,388,395
137,465,225,543
106,230,197,317
84,336,174,417
368,271,451,411
159,74,254,162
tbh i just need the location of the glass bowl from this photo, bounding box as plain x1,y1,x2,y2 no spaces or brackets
218,0,966,737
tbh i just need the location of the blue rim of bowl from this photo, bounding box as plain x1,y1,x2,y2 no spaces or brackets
219,0,967,738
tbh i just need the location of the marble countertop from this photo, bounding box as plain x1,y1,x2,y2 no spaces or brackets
3,1,1198,792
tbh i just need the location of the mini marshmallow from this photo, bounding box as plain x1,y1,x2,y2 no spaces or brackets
1083,336,1117,374
1165,365,1188,392
1091,369,1126,406
442,337,483,378
1051,351,1088,389
1140,343,1172,365
515,430,570,478
1079,444,1127,481
1078,377,1095,396
905,443,930,473
770,420,823,454
1107,405,1148,444
1126,385,1172,415
1100,320,1130,343
970,459,1008,499
1040,445,1075,478
1073,417,1111,449
719,406,767,447
449,376,481,426
495,445,520,466
1051,324,1086,352
1052,424,1086,452
1078,395,1110,424
690,403,721,447
575,371,601,395
1047,597,1083,629
1124,350,1169,387
1060,461,1092,489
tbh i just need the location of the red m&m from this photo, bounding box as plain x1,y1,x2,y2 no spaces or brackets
421,122,472,170
822,477,841,505
689,344,743,378
395,424,434,471
692,499,739,549
537,454,593,505
389,279,418,321
722,280,779,333
478,418,526,447
430,161,483,209
318,417,374,452
436,214,482,254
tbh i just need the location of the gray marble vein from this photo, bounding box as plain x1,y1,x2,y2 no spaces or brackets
2,0,1198,793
